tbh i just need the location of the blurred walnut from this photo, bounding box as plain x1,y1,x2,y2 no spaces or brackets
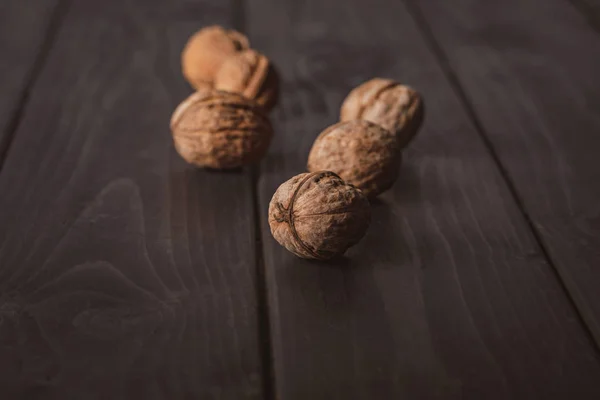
170,89,272,169
307,120,400,198
181,25,249,89
214,49,279,112
269,171,371,260
340,78,424,148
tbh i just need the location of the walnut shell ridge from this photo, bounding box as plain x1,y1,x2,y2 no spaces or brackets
340,78,424,149
170,89,273,169
269,171,371,260
182,25,250,89
307,120,401,199
214,49,279,112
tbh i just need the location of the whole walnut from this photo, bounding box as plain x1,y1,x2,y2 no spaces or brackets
307,120,401,199
269,171,371,260
170,89,272,169
214,49,279,112
181,25,250,89
340,78,424,148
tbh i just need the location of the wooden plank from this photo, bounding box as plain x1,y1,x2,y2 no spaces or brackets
410,0,600,344
569,0,600,30
0,0,62,161
247,0,600,398
0,0,264,398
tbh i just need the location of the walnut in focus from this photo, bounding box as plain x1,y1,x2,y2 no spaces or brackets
340,78,424,148
214,49,279,112
269,171,371,260
307,120,400,199
181,26,249,89
170,89,272,169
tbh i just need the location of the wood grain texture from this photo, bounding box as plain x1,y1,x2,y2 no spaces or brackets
247,0,600,398
0,0,62,161
0,0,263,398
410,0,600,344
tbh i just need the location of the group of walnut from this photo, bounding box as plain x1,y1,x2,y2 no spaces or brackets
171,26,424,261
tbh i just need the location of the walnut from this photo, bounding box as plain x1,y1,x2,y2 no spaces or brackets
340,78,424,148
214,49,279,112
269,171,371,260
170,89,272,169
307,120,401,199
181,25,249,89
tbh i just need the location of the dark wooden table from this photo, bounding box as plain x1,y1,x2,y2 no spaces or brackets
1,0,600,398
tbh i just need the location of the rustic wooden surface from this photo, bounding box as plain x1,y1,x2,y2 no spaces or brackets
0,0,264,398
570,0,600,29
249,0,600,398
411,0,600,344
1,0,600,399
0,0,62,163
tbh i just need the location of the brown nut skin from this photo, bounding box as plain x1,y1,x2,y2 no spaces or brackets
170,89,273,169
214,49,279,112
181,25,250,89
269,171,371,260
340,78,424,149
307,120,401,199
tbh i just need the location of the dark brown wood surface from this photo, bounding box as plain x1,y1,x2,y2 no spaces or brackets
411,0,600,344
0,0,264,398
247,0,600,398
0,0,62,162
1,0,600,398
570,0,600,29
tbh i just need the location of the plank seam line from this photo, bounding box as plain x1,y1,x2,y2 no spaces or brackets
250,164,276,400
0,0,72,174
564,0,600,35
232,0,276,397
402,0,600,353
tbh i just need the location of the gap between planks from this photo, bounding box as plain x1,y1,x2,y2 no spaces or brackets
232,0,276,397
0,0,72,172
566,0,600,33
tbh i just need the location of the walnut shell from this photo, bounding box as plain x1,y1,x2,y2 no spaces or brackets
307,120,400,199
340,78,424,148
170,89,273,169
214,49,279,112
269,171,371,260
181,25,250,89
